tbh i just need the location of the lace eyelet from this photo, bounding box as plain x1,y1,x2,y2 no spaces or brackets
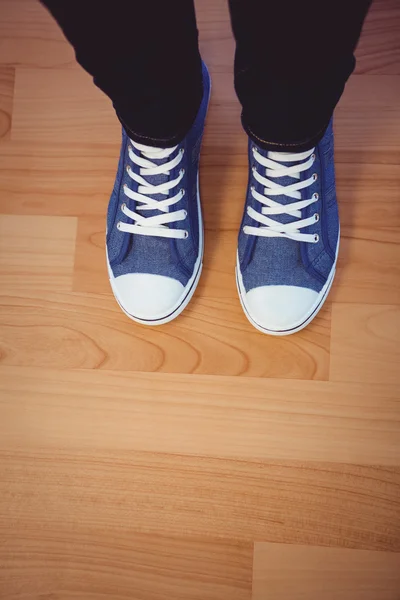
180,188,185,197
121,203,126,211
313,192,319,200
180,168,185,176
314,233,319,243
313,173,318,182
183,231,189,239
117,222,122,231
183,210,188,218
180,148,185,156
314,213,320,222
311,153,316,161
126,165,130,174
251,185,255,192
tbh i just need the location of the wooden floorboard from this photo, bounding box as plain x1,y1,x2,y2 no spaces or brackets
0,0,399,597
252,543,400,600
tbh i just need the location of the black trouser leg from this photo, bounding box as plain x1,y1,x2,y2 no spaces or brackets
229,0,372,151
41,0,371,151
40,0,203,147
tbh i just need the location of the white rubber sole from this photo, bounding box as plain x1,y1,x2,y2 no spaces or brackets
236,235,340,336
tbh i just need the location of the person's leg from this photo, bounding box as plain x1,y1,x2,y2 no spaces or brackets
40,0,203,147
229,0,372,152
231,0,371,335
41,0,210,324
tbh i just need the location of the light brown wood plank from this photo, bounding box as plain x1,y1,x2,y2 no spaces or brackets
330,303,400,385
252,543,400,600
337,162,400,243
0,0,75,69
0,215,77,291
355,0,400,75
0,140,116,217
335,76,400,157
12,68,120,144
196,0,235,73
334,236,400,305
73,216,106,292
0,367,399,466
333,162,400,304
0,531,252,600
0,288,331,378
1,2,400,597
1,446,399,551
0,67,14,141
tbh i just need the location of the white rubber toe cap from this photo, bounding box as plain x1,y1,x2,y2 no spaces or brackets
111,273,185,321
244,285,319,332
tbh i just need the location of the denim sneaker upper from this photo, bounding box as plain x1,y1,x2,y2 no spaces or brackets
236,119,339,334
107,62,210,324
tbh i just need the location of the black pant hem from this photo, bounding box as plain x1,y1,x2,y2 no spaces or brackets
243,118,331,153
116,112,189,148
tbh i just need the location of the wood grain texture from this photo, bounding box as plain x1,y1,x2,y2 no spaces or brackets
196,0,235,76
0,0,399,597
0,530,253,600
0,214,77,291
335,75,400,157
0,290,331,378
0,67,14,140
0,0,75,69
0,141,115,217
1,432,399,553
330,303,400,385
1,368,400,554
355,0,400,75
12,68,119,144
253,543,400,600
1,367,399,465
334,162,400,304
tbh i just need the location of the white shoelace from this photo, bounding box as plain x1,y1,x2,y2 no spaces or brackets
117,141,188,239
244,147,320,243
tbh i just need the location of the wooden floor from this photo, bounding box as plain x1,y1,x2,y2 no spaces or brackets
0,0,400,598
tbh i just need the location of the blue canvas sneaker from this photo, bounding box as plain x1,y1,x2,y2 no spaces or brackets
106,62,211,325
236,120,339,335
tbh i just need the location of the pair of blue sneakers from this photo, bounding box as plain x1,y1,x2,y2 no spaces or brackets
107,63,339,336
